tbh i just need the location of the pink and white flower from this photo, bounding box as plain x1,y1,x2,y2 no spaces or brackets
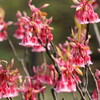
72,0,100,24
14,0,53,52
0,60,20,99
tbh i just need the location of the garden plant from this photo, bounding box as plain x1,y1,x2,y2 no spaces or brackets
0,0,100,100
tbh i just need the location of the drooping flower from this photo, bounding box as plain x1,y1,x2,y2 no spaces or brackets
33,64,57,86
0,59,20,99
0,8,8,41
0,8,12,42
70,42,92,67
72,0,100,24
14,0,53,52
92,0,100,9
20,77,46,100
54,72,78,93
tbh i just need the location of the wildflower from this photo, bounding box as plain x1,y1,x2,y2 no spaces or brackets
92,0,100,9
14,11,30,39
0,60,20,99
70,42,92,67
72,0,100,24
33,64,57,86
54,72,77,92
0,17,8,41
15,0,53,52
20,77,46,100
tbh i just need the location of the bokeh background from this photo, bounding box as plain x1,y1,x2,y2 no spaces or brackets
0,0,100,100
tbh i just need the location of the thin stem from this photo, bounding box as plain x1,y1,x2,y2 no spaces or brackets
62,98,64,100
86,24,89,41
51,88,57,100
88,66,100,100
7,37,29,76
81,66,90,100
93,23,100,47
6,97,11,100
50,42,57,58
45,46,61,81
41,92,45,100
25,48,30,67
72,92,77,100
85,66,92,100
41,52,46,64
86,90,92,100
72,74,86,100
38,93,41,100
20,92,24,100
9,97,14,100
41,52,47,73
20,59,30,76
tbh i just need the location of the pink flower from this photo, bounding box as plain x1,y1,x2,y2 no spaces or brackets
14,25,25,39
70,42,92,67
72,0,100,24
15,1,53,52
0,21,8,41
92,90,98,100
92,0,100,9
33,64,57,86
14,11,30,39
32,44,46,52
19,32,35,47
54,73,77,93
20,77,46,100
0,60,19,99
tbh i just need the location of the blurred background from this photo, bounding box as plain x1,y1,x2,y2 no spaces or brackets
0,0,100,100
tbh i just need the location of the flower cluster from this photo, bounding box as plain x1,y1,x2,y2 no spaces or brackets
20,77,46,100
0,60,20,98
72,0,100,24
14,0,53,52
0,0,100,100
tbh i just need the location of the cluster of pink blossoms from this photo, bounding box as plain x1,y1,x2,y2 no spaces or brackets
0,60,19,98
30,27,92,93
0,0,100,99
33,63,79,93
72,0,100,24
52,33,92,92
20,77,46,100
14,0,53,52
